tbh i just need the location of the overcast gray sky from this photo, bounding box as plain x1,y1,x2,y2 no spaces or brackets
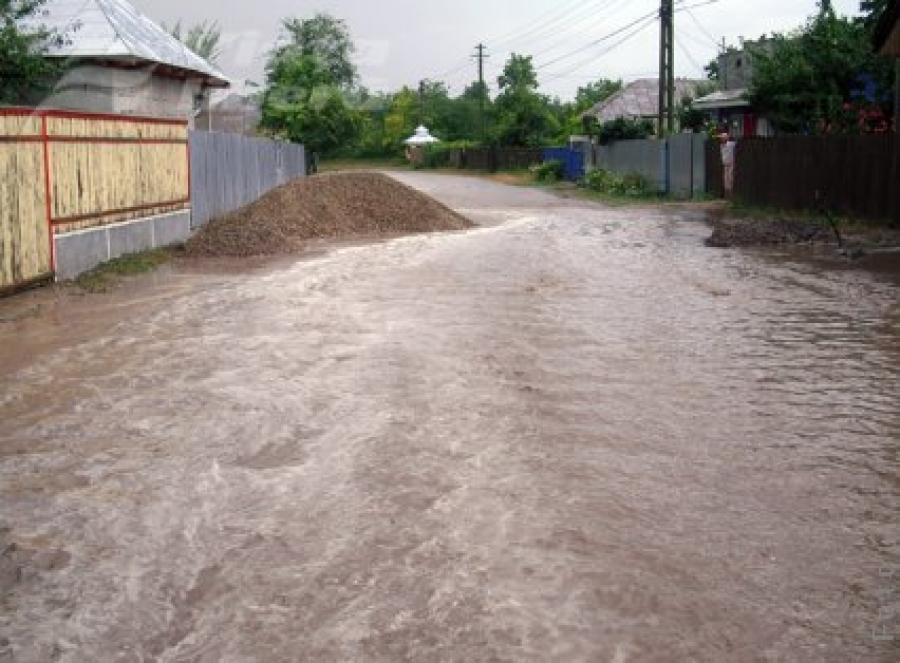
131,0,865,100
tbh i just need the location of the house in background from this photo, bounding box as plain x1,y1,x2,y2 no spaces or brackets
196,93,262,135
693,38,774,137
582,78,705,134
22,0,229,123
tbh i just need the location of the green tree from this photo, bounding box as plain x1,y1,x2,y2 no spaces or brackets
278,13,356,89
259,13,362,156
382,86,418,149
747,1,894,133
165,20,222,64
493,54,558,146
0,0,65,104
574,79,623,113
594,117,655,145
677,80,719,133
550,78,624,142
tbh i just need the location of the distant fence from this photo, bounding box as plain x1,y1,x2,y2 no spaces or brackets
189,132,306,228
593,134,707,198
1,108,189,293
427,146,542,172
733,135,897,222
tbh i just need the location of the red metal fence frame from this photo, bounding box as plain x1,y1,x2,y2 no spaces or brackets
1,108,190,272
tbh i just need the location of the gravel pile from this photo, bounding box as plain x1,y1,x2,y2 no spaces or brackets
185,172,473,257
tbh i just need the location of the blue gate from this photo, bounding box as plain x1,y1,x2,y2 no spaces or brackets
541,147,585,181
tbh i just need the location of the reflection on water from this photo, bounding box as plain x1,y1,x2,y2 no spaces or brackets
1,174,898,662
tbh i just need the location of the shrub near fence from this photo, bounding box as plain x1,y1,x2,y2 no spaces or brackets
734,135,895,222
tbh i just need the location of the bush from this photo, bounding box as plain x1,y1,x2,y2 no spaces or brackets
594,117,655,145
531,159,565,182
581,168,649,196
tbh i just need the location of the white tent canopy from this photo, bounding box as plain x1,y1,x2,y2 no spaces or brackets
404,125,440,145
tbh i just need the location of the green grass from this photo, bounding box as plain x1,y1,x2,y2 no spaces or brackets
74,248,174,292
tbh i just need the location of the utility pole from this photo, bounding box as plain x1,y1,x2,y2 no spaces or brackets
473,43,489,144
658,0,675,137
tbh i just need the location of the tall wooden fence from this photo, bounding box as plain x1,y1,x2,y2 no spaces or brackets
425,146,543,172
189,131,306,228
733,135,896,222
1,108,189,293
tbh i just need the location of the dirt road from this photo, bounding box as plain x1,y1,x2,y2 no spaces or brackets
1,173,899,661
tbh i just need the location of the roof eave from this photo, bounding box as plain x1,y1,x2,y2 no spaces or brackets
49,54,230,88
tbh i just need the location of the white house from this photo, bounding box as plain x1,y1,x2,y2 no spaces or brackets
22,0,229,122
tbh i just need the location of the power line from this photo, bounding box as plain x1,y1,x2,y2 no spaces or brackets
489,0,603,51
434,0,723,96
541,15,658,83
535,8,660,71
684,7,721,50
433,1,599,86
675,33,705,74
525,0,637,61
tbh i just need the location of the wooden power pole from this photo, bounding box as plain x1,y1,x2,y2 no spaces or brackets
473,43,489,144
658,0,675,136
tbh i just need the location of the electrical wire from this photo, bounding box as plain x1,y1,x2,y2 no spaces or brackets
541,14,658,84
489,0,614,51
434,0,723,95
535,8,659,71
684,7,722,50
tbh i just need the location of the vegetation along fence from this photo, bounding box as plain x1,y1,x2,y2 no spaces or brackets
1,108,189,293
733,135,897,223
189,132,306,228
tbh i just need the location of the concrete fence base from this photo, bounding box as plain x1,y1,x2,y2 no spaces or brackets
54,210,192,280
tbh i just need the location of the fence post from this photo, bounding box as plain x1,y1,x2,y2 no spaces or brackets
40,113,55,273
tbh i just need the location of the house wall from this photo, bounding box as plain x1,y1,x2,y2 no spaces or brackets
718,39,772,91
36,64,204,123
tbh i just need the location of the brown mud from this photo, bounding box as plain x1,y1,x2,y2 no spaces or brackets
1,172,898,662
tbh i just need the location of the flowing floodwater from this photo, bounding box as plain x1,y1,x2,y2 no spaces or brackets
1,172,898,662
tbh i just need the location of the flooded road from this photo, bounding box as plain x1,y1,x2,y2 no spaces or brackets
1,172,899,662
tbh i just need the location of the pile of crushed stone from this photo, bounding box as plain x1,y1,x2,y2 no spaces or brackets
185,171,474,257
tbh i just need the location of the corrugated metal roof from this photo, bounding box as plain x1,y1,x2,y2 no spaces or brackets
693,88,749,111
24,0,229,86
584,78,704,123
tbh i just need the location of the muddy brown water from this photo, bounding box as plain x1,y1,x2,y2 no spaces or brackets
1,172,898,662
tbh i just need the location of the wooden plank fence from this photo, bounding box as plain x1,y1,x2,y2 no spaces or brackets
424,146,543,172
733,135,896,222
1,108,190,293
189,131,306,228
